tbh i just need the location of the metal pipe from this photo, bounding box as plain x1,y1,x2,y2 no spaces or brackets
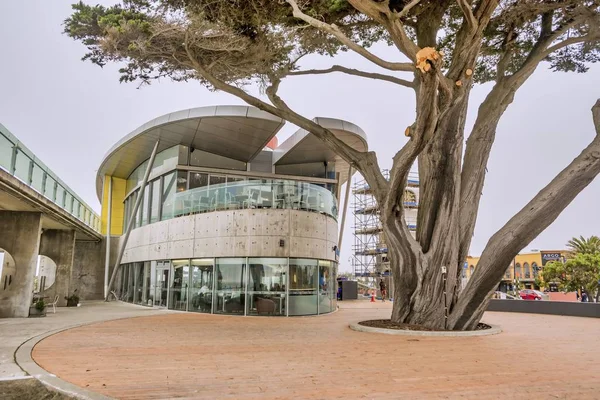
105,140,160,301
337,166,353,251
104,176,113,298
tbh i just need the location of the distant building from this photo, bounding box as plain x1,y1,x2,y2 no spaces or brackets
466,250,567,292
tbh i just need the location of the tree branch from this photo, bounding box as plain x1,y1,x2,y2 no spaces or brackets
182,32,368,172
287,65,415,88
398,0,422,19
286,0,414,72
346,0,420,60
456,0,477,31
451,99,600,330
458,13,594,265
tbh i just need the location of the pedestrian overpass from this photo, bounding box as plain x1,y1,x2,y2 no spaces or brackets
0,123,107,317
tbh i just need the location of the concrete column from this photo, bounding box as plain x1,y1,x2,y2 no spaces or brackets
39,229,76,307
72,237,119,301
0,211,42,318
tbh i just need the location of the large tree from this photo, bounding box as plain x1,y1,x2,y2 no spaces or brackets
65,0,600,330
542,253,600,300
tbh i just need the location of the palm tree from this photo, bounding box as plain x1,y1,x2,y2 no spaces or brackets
566,236,600,255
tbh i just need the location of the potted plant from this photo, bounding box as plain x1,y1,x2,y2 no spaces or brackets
65,290,79,307
29,299,47,317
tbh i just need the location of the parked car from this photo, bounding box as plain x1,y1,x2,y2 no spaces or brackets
520,289,542,300
492,291,517,300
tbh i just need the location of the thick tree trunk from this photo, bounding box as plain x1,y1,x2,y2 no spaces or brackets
385,98,468,329
450,102,600,330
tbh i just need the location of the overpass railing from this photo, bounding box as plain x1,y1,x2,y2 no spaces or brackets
0,123,101,232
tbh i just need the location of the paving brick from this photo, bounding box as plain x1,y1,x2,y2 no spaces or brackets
32,302,600,399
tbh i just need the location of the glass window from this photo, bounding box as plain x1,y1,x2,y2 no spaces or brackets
119,264,128,300
55,185,66,207
215,258,246,315
142,262,151,306
189,259,214,313
190,148,246,170
177,170,188,192
150,145,178,177
318,260,334,314
72,199,80,217
161,172,176,220
135,187,144,228
532,262,539,278
154,261,170,307
149,179,160,224
0,134,14,171
44,176,56,201
524,262,531,278
169,259,190,311
179,145,189,165
247,258,287,316
64,192,73,213
289,258,318,316
141,183,150,226
515,263,522,279
31,164,44,193
14,149,31,183
126,264,135,303
189,172,209,189
123,197,130,230
209,174,226,187
133,263,145,305
78,202,85,220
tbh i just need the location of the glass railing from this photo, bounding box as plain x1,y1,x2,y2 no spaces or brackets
0,123,101,232
162,179,338,221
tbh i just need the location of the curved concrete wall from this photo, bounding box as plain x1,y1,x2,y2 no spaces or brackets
121,209,338,263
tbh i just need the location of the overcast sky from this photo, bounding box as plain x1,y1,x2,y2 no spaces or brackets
1,1,599,272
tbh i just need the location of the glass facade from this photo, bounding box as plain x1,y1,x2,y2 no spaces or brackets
116,257,336,316
121,145,339,233
124,171,339,228
0,125,101,231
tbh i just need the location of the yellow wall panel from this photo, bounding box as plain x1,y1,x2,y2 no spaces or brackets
100,175,126,236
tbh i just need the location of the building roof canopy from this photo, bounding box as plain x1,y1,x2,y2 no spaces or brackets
97,106,368,200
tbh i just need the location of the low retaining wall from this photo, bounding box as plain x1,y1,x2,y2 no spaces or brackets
487,299,600,318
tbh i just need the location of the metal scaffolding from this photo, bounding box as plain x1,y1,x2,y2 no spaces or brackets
352,170,419,278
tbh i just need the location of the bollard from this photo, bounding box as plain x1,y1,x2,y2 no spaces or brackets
371,289,376,303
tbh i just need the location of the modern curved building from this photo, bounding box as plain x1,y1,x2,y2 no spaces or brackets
99,105,367,316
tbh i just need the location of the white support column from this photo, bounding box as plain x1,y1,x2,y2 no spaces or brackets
105,140,160,300
104,176,113,298
337,165,353,251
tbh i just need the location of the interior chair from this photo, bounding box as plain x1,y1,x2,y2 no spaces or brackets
255,297,276,315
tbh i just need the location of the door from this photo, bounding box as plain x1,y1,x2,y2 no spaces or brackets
154,262,170,307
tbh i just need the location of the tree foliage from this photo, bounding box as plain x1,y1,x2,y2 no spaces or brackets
65,0,600,330
567,235,600,255
542,253,600,296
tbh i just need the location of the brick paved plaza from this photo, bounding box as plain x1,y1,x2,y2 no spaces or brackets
32,302,600,399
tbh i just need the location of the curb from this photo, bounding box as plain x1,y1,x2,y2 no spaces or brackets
15,325,114,400
349,322,502,337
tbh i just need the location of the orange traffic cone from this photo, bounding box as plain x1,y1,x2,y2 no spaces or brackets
370,289,376,303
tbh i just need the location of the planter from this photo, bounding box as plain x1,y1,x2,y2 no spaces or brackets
66,299,78,307
29,306,47,318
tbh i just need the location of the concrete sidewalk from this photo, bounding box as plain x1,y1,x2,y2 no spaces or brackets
0,301,168,380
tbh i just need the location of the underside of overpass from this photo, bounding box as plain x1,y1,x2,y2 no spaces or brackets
0,169,110,317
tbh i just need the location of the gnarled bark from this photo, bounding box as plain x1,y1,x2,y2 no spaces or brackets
450,99,600,330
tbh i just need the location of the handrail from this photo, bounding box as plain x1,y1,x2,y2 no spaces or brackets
0,123,101,232
162,180,339,221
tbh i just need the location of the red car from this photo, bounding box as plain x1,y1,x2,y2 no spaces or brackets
519,289,542,300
